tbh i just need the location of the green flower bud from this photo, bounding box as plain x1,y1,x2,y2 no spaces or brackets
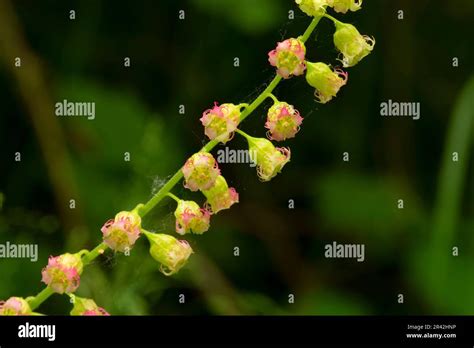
144,232,193,276
243,134,291,182
305,62,348,104
333,22,375,67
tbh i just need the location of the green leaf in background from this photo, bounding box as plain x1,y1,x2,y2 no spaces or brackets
313,170,423,247
411,76,474,314
191,0,284,34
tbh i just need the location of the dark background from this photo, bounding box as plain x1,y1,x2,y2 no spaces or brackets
0,0,473,315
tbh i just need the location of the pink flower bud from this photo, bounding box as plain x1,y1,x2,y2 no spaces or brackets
202,175,239,214
182,152,220,191
70,296,110,316
333,22,375,67
144,232,193,276
305,62,348,104
0,297,32,316
295,0,328,16
327,0,362,13
200,102,241,144
41,253,83,294
101,210,142,252
244,135,290,181
268,38,306,79
265,102,303,141
174,200,211,235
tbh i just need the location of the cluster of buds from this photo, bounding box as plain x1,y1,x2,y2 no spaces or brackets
174,200,210,235
266,101,303,141
144,232,193,276
101,210,142,253
182,152,239,211
41,253,83,294
70,296,109,316
293,0,374,104
0,297,33,315
200,103,242,144
268,38,306,79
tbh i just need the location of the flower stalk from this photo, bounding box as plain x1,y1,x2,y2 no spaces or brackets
6,8,373,314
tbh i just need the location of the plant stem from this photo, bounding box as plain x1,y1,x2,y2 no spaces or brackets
166,192,181,203
323,13,342,26
301,16,323,42
25,16,323,313
235,128,250,140
27,287,54,310
82,242,108,265
268,93,279,104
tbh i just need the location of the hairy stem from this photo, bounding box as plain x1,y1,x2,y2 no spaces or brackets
27,16,322,312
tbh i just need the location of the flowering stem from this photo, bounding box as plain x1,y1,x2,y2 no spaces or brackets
24,16,323,313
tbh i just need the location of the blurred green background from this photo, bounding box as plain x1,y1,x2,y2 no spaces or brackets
0,0,473,315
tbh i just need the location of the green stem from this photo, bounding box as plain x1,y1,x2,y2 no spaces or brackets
24,16,323,313
82,242,108,265
235,128,251,140
301,16,323,42
323,13,342,26
268,93,279,104
166,192,181,203
27,287,54,310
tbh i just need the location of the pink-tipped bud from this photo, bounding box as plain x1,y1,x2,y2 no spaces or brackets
265,102,303,141
0,297,32,316
174,200,211,235
268,38,306,79
244,135,290,182
333,22,375,67
144,232,193,276
200,102,241,144
305,62,348,104
182,152,220,191
70,296,110,316
202,175,239,214
327,0,362,13
295,0,328,16
101,210,142,253
41,253,83,294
